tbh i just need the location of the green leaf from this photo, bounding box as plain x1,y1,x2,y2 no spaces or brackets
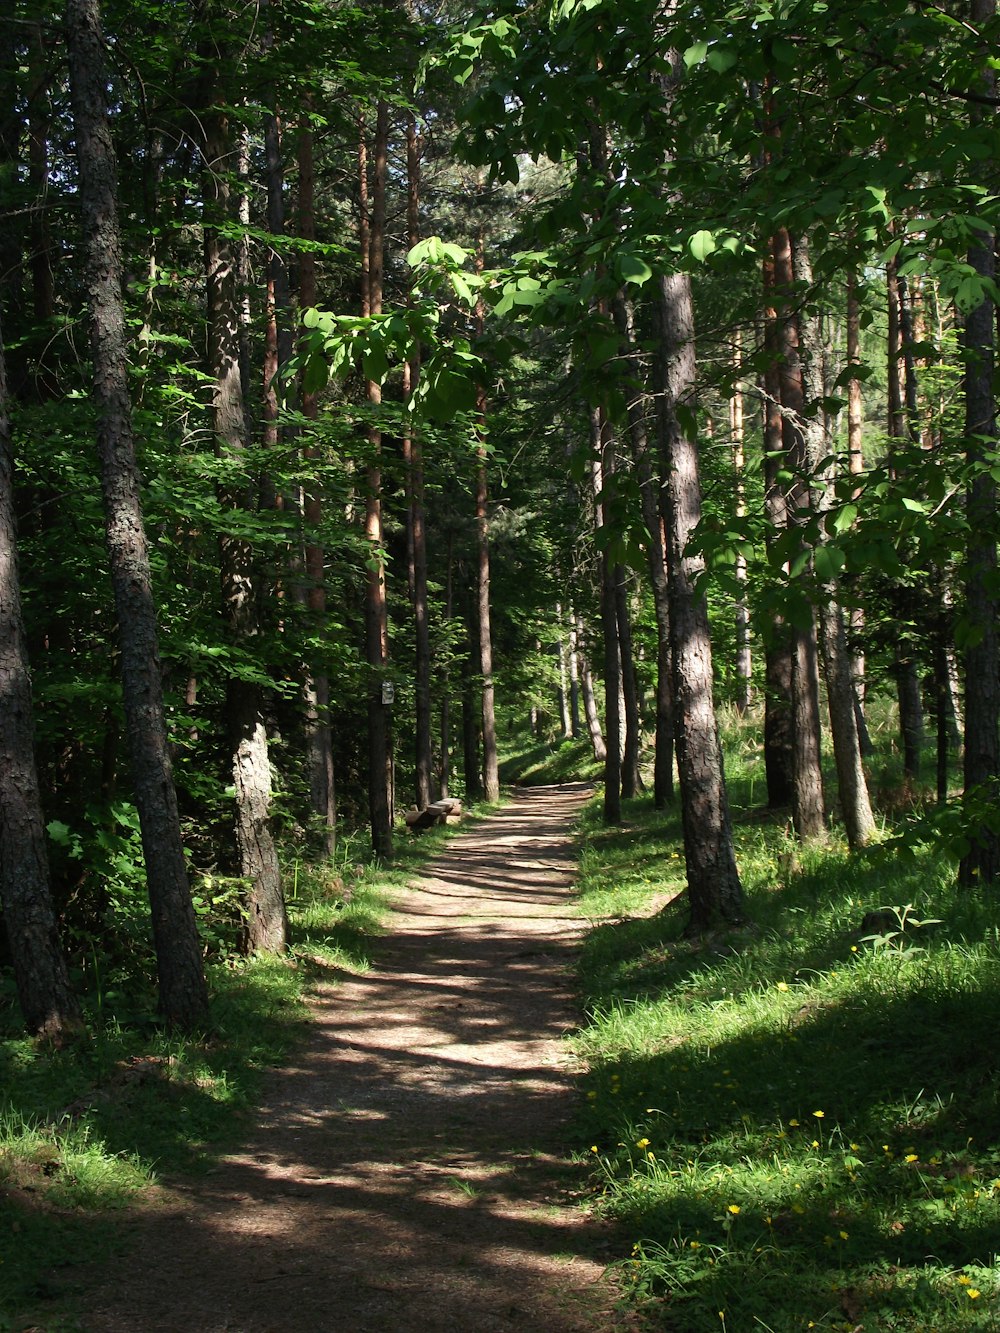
618,253,653,286
707,45,738,73
683,40,709,69
689,229,717,262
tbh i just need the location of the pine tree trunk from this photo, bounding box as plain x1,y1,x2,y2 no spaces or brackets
201,84,286,952
655,269,743,928
67,0,211,1022
0,311,81,1040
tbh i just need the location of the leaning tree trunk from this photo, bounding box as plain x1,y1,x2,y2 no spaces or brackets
66,0,210,1026
0,311,81,1040
960,0,1000,886
655,268,744,929
201,86,286,952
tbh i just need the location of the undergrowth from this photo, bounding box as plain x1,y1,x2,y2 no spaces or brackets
573,710,1000,1332
0,822,457,1330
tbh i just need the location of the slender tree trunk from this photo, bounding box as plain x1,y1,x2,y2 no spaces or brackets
593,407,622,824
887,253,925,781
616,570,642,797
575,607,606,762
556,603,573,739
200,69,286,953
730,363,751,714
461,612,482,801
405,113,433,809
0,311,81,1040
655,268,743,928
773,226,826,841
762,252,795,806
960,0,1000,885
473,216,500,804
363,103,392,856
67,0,211,1022
568,612,581,738
611,291,674,805
846,274,873,755
795,236,875,848
440,532,454,799
297,107,336,856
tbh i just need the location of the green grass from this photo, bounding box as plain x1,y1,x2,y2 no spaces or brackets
0,820,461,1329
573,717,1000,1331
499,733,602,786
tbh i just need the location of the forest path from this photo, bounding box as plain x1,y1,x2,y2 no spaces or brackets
82,782,625,1332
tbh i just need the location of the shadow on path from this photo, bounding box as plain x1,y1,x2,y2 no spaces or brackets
81,783,625,1333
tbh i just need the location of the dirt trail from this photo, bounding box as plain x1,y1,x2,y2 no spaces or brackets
82,782,624,1332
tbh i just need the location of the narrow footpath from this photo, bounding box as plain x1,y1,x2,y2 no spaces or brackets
82,782,624,1332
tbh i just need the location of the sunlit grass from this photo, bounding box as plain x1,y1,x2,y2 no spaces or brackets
573,718,1000,1331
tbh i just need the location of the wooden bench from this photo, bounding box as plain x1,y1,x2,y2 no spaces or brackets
404,798,463,831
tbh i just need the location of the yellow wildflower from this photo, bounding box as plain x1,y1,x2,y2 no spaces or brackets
727,1204,740,1215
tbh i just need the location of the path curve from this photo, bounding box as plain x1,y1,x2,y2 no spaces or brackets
83,783,623,1332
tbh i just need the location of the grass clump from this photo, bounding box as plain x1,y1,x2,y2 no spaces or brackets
573,760,1000,1330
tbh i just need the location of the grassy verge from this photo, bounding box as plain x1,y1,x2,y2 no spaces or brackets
573,720,1000,1331
0,821,461,1331
499,734,602,786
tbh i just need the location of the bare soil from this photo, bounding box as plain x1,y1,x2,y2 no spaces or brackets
80,782,627,1332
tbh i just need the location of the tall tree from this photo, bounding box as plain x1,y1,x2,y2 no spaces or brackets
66,0,210,1025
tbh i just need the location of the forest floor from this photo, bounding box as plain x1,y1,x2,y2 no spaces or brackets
76,783,628,1332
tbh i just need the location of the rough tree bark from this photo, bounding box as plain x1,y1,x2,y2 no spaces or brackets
655,267,744,929
66,0,210,1023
